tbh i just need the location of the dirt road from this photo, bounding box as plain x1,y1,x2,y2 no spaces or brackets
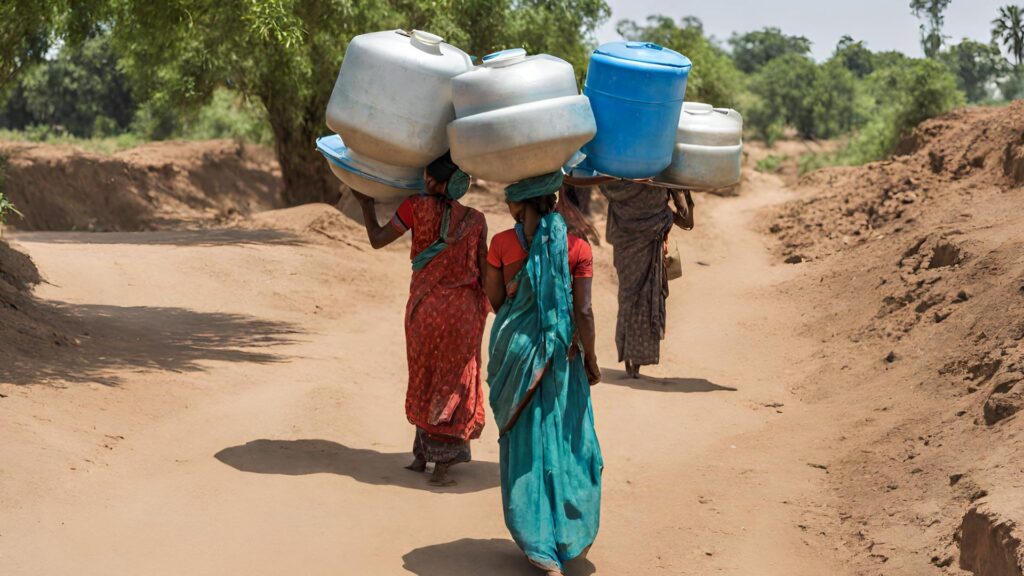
0,174,851,575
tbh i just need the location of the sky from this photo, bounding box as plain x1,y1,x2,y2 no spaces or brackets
597,0,1010,61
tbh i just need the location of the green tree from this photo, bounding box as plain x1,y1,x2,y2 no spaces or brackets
0,30,135,137
846,57,964,161
806,60,858,138
106,0,609,206
992,5,1024,65
747,53,816,141
910,0,952,58
727,27,811,74
833,35,875,78
616,15,743,106
0,0,107,93
941,39,1007,102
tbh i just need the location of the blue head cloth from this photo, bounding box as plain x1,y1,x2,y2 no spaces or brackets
504,171,564,202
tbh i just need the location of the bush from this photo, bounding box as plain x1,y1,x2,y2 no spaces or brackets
0,155,22,231
0,128,145,154
0,31,135,138
747,54,858,141
754,154,788,173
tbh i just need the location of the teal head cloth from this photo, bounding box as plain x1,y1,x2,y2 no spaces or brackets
504,171,564,202
446,169,470,200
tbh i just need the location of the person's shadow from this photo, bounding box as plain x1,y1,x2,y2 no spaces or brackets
403,538,596,576
214,439,499,494
601,368,737,393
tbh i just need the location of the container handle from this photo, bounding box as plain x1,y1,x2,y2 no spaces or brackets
626,41,663,50
411,30,443,45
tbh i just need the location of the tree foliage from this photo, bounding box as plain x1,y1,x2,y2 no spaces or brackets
834,35,875,78
992,5,1024,65
910,0,952,58
103,0,609,206
616,15,742,107
0,30,134,137
0,0,108,93
941,39,1007,102
845,58,964,162
727,27,811,74
746,54,859,143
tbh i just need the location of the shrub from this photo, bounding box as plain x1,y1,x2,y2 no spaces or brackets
0,155,23,232
754,154,788,173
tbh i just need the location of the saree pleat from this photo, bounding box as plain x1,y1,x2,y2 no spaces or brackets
487,213,603,571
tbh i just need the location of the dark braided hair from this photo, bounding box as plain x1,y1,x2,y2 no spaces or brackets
523,189,600,245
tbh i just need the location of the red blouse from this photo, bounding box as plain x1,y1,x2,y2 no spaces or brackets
487,228,594,284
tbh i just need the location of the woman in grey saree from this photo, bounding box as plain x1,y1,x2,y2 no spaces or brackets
598,181,693,378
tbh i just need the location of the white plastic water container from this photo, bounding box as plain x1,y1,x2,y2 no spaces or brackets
658,102,743,190
447,49,597,182
324,29,472,199
316,135,422,202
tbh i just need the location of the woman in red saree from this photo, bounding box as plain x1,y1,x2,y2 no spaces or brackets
351,152,489,486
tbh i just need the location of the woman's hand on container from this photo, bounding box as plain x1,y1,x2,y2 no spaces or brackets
584,353,601,385
671,190,695,230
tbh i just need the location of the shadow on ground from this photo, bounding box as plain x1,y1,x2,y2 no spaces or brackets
601,368,737,393
402,538,596,576
13,228,305,247
215,439,500,494
1,303,299,386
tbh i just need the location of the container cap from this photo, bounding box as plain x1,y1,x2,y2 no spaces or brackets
481,48,528,67
594,41,691,69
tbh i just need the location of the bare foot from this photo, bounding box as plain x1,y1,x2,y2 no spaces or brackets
405,458,426,472
429,463,456,486
625,361,640,379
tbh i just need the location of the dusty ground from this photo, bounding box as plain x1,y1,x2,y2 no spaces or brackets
1,102,1022,575
0,165,853,575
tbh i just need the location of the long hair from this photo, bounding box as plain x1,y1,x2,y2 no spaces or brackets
522,188,600,245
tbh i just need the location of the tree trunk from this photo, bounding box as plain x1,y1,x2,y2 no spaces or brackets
265,102,340,207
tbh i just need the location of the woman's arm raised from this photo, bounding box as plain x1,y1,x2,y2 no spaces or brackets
352,190,402,249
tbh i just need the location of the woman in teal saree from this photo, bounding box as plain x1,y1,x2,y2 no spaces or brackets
484,172,603,575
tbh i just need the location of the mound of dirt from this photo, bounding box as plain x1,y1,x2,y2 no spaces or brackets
0,240,75,372
770,103,1024,575
771,102,1024,264
0,139,284,232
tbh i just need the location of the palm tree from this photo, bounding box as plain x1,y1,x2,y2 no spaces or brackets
992,5,1024,65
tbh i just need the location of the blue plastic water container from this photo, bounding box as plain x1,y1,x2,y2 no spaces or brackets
583,41,691,179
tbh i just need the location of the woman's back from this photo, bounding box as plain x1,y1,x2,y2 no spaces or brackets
392,195,487,287
487,228,593,291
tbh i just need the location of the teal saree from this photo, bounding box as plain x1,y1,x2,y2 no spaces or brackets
487,213,603,572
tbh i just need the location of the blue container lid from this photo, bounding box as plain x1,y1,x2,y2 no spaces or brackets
594,41,691,70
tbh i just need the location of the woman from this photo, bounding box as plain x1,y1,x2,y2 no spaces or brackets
484,171,603,576
351,152,489,486
597,180,693,378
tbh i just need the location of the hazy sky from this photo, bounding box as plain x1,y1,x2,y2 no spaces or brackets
597,0,1010,61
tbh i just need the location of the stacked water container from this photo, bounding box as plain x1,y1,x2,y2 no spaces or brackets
447,49,596,182
582,42,692,179
659,102,744,190
318,30,473,201
317,30,743,196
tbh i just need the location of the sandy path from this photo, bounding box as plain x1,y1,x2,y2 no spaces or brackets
0,176,849,575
